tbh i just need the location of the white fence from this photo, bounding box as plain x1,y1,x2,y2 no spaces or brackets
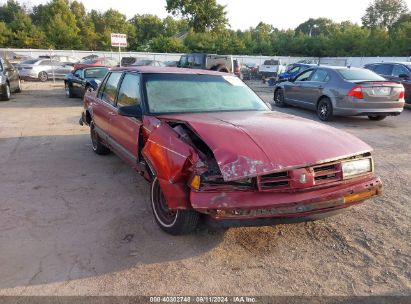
1,48,410,67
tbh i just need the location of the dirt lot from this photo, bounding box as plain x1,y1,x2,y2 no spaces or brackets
0,81,410,296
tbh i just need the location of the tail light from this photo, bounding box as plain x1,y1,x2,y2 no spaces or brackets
399,90,405,100
347,85,364,99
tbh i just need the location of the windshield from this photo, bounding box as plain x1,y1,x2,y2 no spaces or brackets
144,74,269,114
21,59,40,65
337,69,385,81
84,68,109,78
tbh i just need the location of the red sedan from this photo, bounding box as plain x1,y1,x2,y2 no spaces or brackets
74,57,119,70
80,67,382,235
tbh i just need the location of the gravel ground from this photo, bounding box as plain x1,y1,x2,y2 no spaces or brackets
0,81,410,296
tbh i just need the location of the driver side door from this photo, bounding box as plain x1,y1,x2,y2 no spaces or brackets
284,69,314,105
108,73,143,168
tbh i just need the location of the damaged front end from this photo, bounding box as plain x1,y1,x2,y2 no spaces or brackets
142,116,382,222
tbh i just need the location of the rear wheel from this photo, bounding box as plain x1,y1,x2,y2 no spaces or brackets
15,79,22,93
273,89,287,107
1,83,11,101
151,177,199,235
38,71,48,82
368,115,387,121
65,82,74,98
317,97,333,121
90,121,110,155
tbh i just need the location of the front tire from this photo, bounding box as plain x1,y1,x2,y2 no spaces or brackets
317,97,333,121
90,121,110,155
15,79,22,93
151,177,199,235
273,89,287,107
368,115,386,121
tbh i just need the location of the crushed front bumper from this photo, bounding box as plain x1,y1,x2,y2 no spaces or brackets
190,176,382,223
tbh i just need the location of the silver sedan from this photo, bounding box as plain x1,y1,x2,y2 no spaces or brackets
17,59,74,82
273,66,405,121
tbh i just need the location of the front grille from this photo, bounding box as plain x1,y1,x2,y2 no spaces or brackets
258,171,290,191
312,163,342,185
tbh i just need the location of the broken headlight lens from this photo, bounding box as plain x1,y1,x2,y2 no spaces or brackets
342,158,372,179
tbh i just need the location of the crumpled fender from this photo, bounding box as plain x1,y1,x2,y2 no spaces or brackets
142,118,200,209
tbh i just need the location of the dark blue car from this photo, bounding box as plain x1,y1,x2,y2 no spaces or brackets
277,63,316,82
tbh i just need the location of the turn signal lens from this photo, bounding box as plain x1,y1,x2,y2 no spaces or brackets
190,175,201,190
347,85,364,99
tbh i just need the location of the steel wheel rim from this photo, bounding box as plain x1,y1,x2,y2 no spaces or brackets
39,72,47,81
275,91,283,103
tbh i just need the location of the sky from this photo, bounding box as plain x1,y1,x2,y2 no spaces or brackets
16,0,411,30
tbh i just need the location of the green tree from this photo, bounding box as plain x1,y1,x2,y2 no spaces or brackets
362,0,409,30
129,14,164,50
0,21,12,46
295,18,338,36
166,0,228,32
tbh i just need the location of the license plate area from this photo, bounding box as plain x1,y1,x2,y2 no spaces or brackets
372,87,391,96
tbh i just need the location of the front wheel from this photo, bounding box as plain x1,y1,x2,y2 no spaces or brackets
38,71,48,82
90,121,110,155
317,98,333,121
368,115,387,121
273,89,287,107
1,83,11,101
151,177,199,235
65,82,74,98
15,79,22,93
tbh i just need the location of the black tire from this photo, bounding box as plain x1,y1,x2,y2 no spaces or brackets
317,97,333,121
65,82,74,98
1,83,11,101
90,121,110,155
273,89,287,107
151,177,199,235
368,115,387,121
38,71,48,82
15,79,22,93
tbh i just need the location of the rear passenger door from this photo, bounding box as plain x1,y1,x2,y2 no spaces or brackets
93,72,122,139
108,73,143,167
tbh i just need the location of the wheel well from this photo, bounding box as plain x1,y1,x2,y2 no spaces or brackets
316,95,331,108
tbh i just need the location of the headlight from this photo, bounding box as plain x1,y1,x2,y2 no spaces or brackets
342,158,372,178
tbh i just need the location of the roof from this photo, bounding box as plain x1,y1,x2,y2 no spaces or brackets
110,66,227,76
365,62,411,65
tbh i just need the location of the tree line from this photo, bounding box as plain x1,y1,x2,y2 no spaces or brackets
0,0,410,56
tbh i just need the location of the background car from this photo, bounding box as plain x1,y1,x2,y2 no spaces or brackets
233,59,242,79
64,66,109,98
131,60,165,67
273,66,405,121
74,57,119,70
39,55,80,66
277,63,316,83
163,60,179,67
364,62,411,106
242,63,259,79
178,53,233,73
17,58,74,82
0,57,22,100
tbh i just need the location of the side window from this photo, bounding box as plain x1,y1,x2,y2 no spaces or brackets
295,70,314,82
392,65,410,77
193,55,203,68
100,72,122,105
311,69,329,82
39,60,51,66
374,64,392,76
187,55,195,67
290,66,300,73
117,74,141,108
179,56,188,67
74,69,83,78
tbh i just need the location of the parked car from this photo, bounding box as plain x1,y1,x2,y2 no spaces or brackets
259,59,286,79
39,55,80,65
17,58,74,82
0,57,22,100
273,66,405,121
132,60,165,67
79,66,382,235
82,54,99,61
277,63,316,83
163,60,179,67
242,63,259,79
120,57,142,67
74,57,119,70
178,53,233,73
364,62,411,106
64,66,109,98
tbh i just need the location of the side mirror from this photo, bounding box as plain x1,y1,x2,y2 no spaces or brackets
118,105,142,119
398,74,409,79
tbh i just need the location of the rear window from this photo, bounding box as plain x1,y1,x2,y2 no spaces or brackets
337,69,385,81
21,59,40,64
264,60,280,65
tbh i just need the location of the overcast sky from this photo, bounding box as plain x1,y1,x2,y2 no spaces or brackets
16,0,411,30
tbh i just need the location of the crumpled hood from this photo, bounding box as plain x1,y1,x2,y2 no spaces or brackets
161,111,372,181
